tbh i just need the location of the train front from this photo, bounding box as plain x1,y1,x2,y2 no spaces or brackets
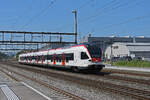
84,43,105,71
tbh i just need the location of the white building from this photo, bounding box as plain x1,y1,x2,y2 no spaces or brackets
105,43,150,60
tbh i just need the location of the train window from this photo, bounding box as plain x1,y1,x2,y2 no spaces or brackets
39,56,42,61
20,57,24,60
43,55,47,61
55,55,58,62
58,54,62,62
59,59,61,62
31,56,34,60
81,52,89,59
55,54,61,62
25,56,27,60
47,55,53,62
66,59,69,62
65,53,74,60
34,56,37,60
86,44,101,58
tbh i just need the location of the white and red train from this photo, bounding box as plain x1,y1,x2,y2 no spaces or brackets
18,43,105,72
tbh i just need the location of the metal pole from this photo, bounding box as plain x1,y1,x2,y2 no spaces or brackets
72,10,77,44
11,33,12,41
60,34,62,43
110,38,113,66
111,44,113,66
42,33,44,42
37,44,38,51
24,33,25,50
2,32,4,43
49,35,51,42
31,33,33,42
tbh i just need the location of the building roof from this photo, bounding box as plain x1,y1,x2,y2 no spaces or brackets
115,43,150,52
81,36,150,43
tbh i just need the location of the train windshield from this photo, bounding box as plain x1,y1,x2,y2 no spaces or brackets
86,44,101,58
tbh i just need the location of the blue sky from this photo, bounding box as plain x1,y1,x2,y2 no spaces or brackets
0,0,150,38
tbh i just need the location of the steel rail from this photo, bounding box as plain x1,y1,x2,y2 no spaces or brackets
90,74,150,85
2,62,150,100
102,69,150,77
0,66,85,100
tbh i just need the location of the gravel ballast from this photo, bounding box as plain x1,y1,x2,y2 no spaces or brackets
1,63,135,100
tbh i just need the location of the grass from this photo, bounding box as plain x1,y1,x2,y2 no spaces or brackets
113,60,150,68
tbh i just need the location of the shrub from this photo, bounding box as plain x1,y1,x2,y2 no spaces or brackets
113,60,150,67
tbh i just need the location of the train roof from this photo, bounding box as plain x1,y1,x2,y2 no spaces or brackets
19,43,89,56
19,42,101,57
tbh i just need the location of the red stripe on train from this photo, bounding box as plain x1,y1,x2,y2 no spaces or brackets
53,54,56,65
41,56,43,64
62,53,65,66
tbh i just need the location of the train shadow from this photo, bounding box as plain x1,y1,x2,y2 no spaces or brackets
80,70,111,76
20,63,111,76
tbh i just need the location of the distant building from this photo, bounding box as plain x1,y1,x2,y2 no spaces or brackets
105,43,150,60
81,36,150,60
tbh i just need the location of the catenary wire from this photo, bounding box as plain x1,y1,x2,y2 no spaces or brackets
20,0,56,30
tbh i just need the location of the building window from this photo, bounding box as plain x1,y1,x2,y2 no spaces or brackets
113,46,118,49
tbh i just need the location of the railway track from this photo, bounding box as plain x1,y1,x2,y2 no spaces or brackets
102,69,150,77
94,74,150,85
4,61,150,86
0,66,85,100
1,62,150,100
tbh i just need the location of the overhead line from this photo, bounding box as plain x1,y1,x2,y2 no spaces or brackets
20,0,56,29
79,0,119,23
10,0,34,30
79,0,139,25
99,14,150,31
78,0,143,29
57,0,143,31
77,0,95,10
53,0,96,31
55,0,120,31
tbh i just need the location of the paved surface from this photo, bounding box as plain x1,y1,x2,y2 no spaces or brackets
0,87,7,100
0,69,51,100
0,82,51,100
105,64,150,72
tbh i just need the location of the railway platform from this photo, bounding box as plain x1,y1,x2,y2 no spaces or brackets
0,69,52,100
105,64,150,72
0,82,52,100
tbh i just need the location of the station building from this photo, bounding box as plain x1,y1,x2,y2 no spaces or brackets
105,43,150,60
81,35,150,60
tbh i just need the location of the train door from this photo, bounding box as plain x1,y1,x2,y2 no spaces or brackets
46,52,49,66
37,55,39,64
53,54,56,65
30,56,31,64
62,53,65,66
41,55,43,65
27,56,28,63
